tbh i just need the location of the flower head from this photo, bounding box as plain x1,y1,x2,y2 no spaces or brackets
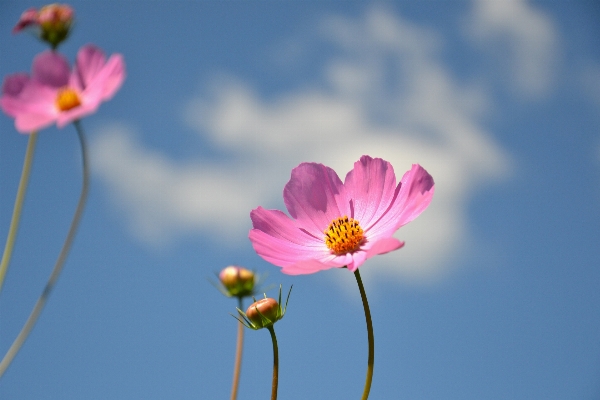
234,285,292,330
1,44,125,133
13,4,74,48
249,156,434,275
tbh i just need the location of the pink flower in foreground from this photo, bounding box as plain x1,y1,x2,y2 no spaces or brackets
1,44,125,133
249,156,435,275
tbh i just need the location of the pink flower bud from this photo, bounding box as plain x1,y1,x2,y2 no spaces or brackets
39,4,73,28
246,298,280,329
13,4,74,49
219,266,255,297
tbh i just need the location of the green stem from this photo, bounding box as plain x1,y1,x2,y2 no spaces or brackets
0,132,38,294
267,325,279,400
0,122,89,378
354,269,374,400
230,297,245,400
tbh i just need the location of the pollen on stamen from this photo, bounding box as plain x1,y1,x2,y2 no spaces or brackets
324,216,364,255
55,87,81,111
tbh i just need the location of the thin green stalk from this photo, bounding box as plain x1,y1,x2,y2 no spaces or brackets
354,269,374,400
230,297,245,400
0,122,89,378
267,325,279,400
0,132,38,293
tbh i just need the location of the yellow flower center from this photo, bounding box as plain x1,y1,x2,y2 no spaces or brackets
55,87,81,111
324,216,364,255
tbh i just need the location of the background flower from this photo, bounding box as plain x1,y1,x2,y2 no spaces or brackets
12,4,74,48
1,44,125,133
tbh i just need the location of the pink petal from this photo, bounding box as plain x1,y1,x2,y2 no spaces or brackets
12,82,57,111
249,229,330,267
250,207,323,246
346,251,368,272
55,100,97,128
4,82,58,133
283,162,350,238
1,92,21,117
343,238,404,272
279,251,351,275
32,51,70,88
15,112,56,133
249,207,332,268
79,53,125,102
367,164,434,240
344,155,398,229
2,73,30,97
0,97,18,118
73,44,107,89
280,259,340,275
394,164,435,227
364,237,404,258
98,54,125,100
13,8,38,33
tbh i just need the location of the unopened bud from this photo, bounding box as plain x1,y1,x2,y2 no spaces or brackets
246,298,280,329
13,4,74,49
219,266,255,297
233,285,292,330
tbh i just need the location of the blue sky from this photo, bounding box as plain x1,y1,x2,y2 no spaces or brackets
1,1,599,399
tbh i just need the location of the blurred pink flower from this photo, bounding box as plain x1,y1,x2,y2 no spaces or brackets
13,4,74,48
1,44,125,133
249,156,435,275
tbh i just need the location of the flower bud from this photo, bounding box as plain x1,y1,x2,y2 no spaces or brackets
232,285,291,330
219,266,255,297
246,298,280,329
13,4,74,49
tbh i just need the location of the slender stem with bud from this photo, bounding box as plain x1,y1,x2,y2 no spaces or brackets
0,121,89,378
267,325,279,400
354,269,374,400
0,132,38,293
230,296,245,400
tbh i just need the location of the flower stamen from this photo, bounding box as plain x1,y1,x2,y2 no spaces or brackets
324,216,364,255
55,87,81,111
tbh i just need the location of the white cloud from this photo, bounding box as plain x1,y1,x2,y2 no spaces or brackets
91,7,511,282
91,124,268,245
466,0,559,99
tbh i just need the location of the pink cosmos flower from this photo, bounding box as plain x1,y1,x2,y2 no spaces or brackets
1,44,125,133
249,156,435,275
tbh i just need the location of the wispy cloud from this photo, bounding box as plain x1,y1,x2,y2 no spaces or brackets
466,0,559,99
91,7,511,282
